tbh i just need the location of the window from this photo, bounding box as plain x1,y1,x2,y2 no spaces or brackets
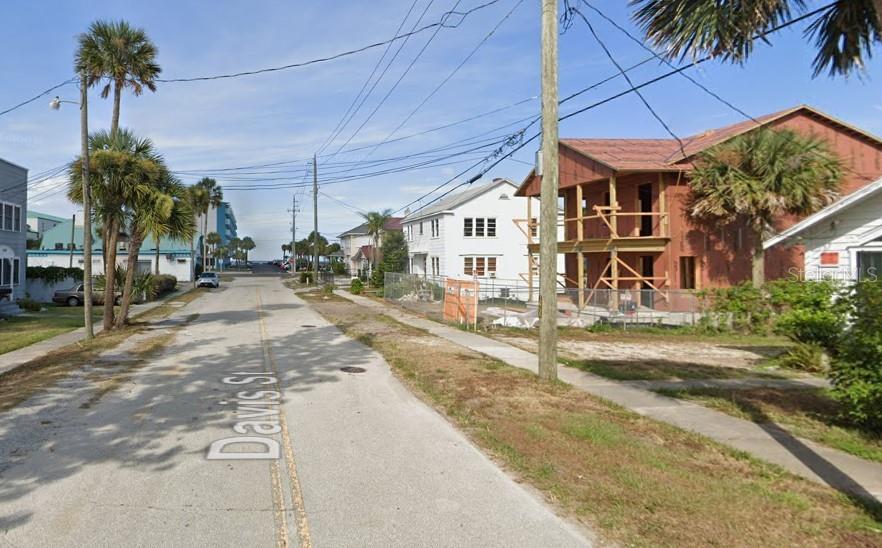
419,222,424,235
12,258,19,285
680,256,697,289
13,207,20,232
1,258,10,285
55,243,65,250
431,256,440,276
475,218,485,237
530,218,538,238
431,218,440,238
463,217,496,237
464,256,497,277
3,204,12,231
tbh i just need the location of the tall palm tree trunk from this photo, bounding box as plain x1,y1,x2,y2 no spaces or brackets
202,216,208,271
103,220,120,330
111,81,122,136
155,237,161,275
117,234,143,328
751,225,765,289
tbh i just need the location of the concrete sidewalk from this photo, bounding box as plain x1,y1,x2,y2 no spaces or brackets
338,290,882,503
0,288,186,377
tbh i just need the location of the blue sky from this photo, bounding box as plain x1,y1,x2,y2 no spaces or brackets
1,0,880,259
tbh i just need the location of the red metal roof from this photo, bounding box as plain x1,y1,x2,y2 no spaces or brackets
384,217,403,231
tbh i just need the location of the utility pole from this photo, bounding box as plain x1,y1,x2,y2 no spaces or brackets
287,194,297,267
69,213,76,268
538,0,559,381
313,155,319,285
80,69,94,340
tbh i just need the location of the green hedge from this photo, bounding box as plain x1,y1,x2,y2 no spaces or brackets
152,274,177,297
26,266,83,285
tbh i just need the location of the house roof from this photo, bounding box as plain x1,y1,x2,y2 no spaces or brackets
764,176,882,249
517,105,882,197
27,210,68,223
338,217,403,238
352,245,376,262
404,178,517,222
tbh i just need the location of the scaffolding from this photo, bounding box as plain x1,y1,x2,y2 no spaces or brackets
517,174,672,310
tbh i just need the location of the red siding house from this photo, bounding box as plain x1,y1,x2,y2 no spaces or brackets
515,105,882,301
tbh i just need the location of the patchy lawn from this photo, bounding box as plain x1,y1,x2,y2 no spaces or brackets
0,305,102,355
658,387,882,464
0,291,202,413
302,294,882,547
565,357,790,381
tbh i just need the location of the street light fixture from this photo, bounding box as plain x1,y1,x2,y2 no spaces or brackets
49,73,94,340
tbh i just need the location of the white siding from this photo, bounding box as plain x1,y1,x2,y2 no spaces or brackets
797,191,882,281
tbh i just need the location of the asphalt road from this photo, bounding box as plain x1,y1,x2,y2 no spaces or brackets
0,277,591,547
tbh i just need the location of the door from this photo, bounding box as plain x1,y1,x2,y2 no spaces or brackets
857,251,882,281
638,183,653,237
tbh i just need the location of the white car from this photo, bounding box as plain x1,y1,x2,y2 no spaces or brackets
196,272,220,288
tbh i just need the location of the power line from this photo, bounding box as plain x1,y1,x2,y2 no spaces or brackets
564,3,687,158
314,0,425,157
0,78,78,118
324,0,463,162
361,0,525,160
156,0,497,83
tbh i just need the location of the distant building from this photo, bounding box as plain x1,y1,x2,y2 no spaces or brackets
196,201,238,268
338,217,403,274
0,158,27,306
402,178,558,283
28,219,196,281
26,210,66,244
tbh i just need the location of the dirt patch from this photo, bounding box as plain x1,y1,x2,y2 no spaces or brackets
304,296,882,547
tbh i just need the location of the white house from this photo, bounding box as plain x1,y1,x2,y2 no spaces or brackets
765,176,882,282
402,178,560,285
338,217,402,274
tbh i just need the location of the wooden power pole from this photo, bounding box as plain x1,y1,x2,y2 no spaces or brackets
80,69,94,340
313,155,319,284
538,0,559,381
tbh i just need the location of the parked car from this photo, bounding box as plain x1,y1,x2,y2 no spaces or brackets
53,284,121,306
196,272,220,288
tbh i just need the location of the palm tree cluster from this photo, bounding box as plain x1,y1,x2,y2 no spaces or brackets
204,235,256,268
360,209,393,275
69,19,215,330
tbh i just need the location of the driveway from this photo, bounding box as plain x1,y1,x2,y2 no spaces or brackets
0,277,589,547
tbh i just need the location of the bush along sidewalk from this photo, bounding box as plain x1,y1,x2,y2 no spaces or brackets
830,280,882,431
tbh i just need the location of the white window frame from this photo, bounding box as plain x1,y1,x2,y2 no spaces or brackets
463,217,496,238
462,256,498,278
0,202,22,232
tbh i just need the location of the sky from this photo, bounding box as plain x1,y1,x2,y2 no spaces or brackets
1,0,880,260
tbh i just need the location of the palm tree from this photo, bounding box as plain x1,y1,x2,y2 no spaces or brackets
68,128,163,330
631,0,880,77
228,237,242,266
75,20,161,135
281,243,291,260
689,129,842,287
241,236,256,265
118,174,194,327
186,185,208,282
194,178,223,271
360,209,392,275
205,232,222,269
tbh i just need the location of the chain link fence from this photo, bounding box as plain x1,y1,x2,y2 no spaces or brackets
383,272,704,328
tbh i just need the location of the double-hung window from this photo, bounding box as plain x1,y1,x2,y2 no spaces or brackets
463,217,496,238
0,202,22,232
463,256,498,277
430,218,439,238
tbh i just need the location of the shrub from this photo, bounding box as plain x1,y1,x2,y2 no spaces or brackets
777,342,829,373
698,282,769,333
350,278,364,295
773,308,844,350
26,266,83,284
370,267,384,288
16,296,42,312
331,262,347,275
151,274,177,298
322,283,334,296
299,271,313,284
830,280,882,430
